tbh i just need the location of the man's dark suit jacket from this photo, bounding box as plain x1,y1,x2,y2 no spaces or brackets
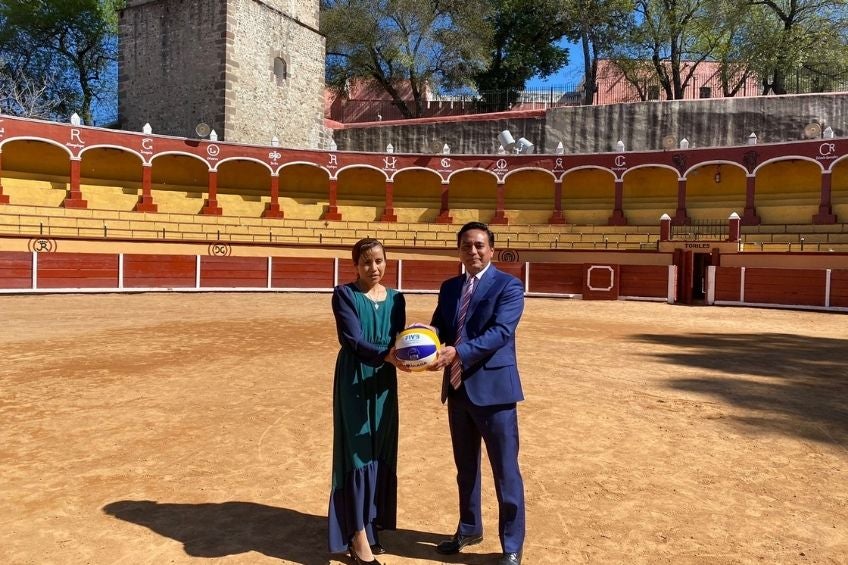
431,265,525,405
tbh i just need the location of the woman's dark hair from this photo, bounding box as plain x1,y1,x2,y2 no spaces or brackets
457,221,495,247
352,238,385,263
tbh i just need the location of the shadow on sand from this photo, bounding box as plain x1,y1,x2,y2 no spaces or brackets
103,500,496,564
634,332,848,444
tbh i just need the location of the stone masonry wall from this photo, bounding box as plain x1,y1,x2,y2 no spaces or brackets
226,0,325,147
119,0,325,147
119,0,228,138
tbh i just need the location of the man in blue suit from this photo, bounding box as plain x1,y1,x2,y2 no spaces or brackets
429,221,525,565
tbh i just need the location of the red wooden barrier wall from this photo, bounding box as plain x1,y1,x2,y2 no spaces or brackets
340,259,399,288
36,253,119,289
582,264,620,300
831,270,848,308
619,265,668,298
527,263,583,294
494,261,525,283
0,251,33,289
401,260,461,290
123,254,196,288
714,267,742,301
2,252,845,312
744,268,826,307
201,256,268,287
271,257,335,288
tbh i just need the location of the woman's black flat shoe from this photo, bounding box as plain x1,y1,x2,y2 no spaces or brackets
348,543,381,565
370,543,386,555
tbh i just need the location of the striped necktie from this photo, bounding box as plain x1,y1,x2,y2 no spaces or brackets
449,275,476,389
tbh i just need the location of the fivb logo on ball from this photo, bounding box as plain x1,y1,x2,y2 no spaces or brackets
395,327,439,371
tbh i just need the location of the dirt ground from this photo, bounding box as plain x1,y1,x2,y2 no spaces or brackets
1,292,846,565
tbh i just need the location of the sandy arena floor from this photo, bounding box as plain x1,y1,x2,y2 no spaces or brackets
1,293,846,564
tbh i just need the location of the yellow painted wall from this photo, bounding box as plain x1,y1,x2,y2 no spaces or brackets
1,138,841,229
279,164,328,196
393,169,442,222
149,155,207,214
278,196,328,219
337,203,379,221
217,194,266,217
755,160,820,223
685,164,746,219
81,149,143,182
151,155,208,187
337,167,386,199
504,171,553,205
450,170,497,206
830,161,848,220
3,140,70,176
563,169,615,225
216,160,271,218
1,176,67,207
503,209,555,224
622,167,678,225
502,171,555,225
218,160,271,192
150,188,205,214
80,182,140,211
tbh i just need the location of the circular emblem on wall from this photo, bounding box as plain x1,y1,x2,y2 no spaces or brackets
208,243,231,257
207,144,220,158
498,249,520,262
28,238,57,253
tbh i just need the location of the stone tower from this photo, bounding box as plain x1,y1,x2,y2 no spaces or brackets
118,0,325,147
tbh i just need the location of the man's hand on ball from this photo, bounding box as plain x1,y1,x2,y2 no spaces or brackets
429,345,456,371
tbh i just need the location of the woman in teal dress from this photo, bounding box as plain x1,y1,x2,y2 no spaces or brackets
329,238,405,565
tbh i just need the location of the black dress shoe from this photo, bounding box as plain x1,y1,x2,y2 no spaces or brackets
435,531,484,554
348,543,381,565
497,551,522,565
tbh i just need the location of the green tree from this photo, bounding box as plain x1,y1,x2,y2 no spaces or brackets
562,0,634,104
473,0,570,110
321,0,491,119
743,0,848,94
614,0,717,100
700,0,758,97
0,0,123,124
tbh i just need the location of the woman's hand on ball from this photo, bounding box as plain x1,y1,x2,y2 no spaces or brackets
387,348,412,372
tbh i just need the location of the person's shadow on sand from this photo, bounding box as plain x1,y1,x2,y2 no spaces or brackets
103,500,482,564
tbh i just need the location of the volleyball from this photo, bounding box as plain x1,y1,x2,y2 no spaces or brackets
394,326,440,371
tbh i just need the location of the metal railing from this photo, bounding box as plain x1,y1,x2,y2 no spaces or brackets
328,66,848,123
671,219,729,240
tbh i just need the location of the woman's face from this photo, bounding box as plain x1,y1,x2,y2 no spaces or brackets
356,246,386,287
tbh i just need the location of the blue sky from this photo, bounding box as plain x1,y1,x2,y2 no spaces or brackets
525,39,585,89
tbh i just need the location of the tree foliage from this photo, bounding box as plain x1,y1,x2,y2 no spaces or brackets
743,0,848,94
473,0,570,109
0,0,123,124
321,0,492,118
562,0,634,104
611,0,718,100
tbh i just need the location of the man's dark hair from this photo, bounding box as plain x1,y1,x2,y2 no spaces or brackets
457,221,495,247
352,237,384,263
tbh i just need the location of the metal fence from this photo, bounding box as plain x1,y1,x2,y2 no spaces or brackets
671,219,729,240
329,67,848,123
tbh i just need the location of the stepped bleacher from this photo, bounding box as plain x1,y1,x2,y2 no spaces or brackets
2,203,847,252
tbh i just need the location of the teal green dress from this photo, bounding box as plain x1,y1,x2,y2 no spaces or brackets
328,283,405,553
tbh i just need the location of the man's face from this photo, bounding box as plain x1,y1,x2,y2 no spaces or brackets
458,228,494,276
